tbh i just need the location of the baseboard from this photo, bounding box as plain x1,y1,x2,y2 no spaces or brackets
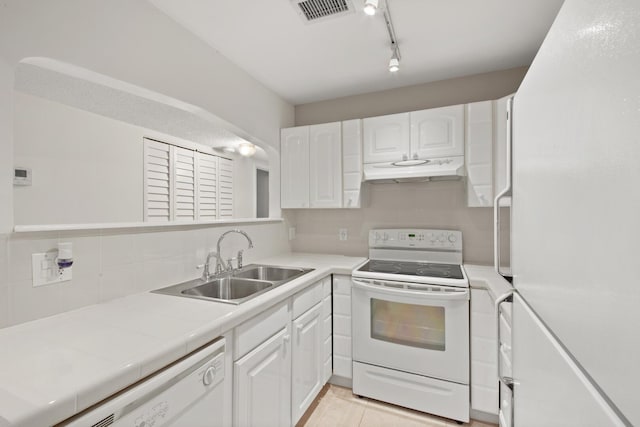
471,409,499,425
328,374,352,388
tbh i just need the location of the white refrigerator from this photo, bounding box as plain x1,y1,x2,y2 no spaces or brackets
508,0,640,425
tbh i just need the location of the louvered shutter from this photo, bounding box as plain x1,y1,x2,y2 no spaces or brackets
173,147,196,220
144,139,171,221
197,152,218,220
218,157,234,218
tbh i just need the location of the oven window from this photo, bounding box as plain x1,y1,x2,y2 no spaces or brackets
370,299,445,351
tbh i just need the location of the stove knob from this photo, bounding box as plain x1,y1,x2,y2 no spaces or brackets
383,232,389,241
448,234,457,243
374,232,380,241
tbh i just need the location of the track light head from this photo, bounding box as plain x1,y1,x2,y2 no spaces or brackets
364,0,379,16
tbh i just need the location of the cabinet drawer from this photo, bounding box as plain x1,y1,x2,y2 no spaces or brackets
332,275,352,295
293,279,323,319
234,300,290,360
333,294,351,316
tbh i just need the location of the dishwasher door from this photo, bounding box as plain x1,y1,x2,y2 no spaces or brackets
60,338,227,427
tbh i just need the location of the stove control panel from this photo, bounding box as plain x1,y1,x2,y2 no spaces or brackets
369,229,463,250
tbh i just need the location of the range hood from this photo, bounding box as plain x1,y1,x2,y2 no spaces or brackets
363,156,465,183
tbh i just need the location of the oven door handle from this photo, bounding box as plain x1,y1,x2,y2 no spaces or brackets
352,278,469,301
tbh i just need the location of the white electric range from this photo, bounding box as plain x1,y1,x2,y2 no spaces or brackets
351,229,470,423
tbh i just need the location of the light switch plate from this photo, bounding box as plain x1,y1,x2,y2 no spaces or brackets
32,252,72,287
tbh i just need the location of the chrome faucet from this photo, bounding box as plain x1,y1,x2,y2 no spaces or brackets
200,250,219,281
215,229,254,274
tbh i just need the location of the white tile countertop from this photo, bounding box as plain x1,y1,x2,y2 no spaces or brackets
463,264,514,301
0,252,366,427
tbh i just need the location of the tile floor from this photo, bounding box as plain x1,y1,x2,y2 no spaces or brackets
299,385,497,427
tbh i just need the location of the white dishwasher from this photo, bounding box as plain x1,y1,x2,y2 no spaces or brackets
60,337,227,427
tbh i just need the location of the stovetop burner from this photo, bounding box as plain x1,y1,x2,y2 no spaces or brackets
357,260,464,280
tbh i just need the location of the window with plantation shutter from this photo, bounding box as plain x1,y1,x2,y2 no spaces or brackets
144,138,233,222
218,156,234,218
144,139,171,221
197,152,218,220
173,147,196,221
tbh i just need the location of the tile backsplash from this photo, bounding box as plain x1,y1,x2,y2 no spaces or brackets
289,180,507,265
0,222,290,329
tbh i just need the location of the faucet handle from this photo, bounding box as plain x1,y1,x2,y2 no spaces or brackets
237,250,244,269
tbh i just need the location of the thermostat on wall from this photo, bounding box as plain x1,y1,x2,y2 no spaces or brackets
14,167,32,186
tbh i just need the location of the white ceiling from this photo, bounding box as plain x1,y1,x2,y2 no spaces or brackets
148,0,564,105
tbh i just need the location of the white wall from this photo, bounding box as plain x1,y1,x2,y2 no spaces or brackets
14,92,143,224
0,0,296,328
13,92,260,225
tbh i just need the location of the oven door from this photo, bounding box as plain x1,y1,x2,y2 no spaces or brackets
352,277,469,384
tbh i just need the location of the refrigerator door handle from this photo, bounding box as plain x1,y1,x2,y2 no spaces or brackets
494,97,514,276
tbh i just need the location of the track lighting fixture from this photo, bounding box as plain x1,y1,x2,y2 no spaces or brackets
363,0,379,16
389,55,399,73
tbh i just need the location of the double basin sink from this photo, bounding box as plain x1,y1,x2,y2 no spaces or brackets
153,264,314,304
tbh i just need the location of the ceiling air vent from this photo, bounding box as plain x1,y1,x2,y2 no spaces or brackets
292,0,355,23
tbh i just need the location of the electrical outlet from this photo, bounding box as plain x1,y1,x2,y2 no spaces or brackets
32,252,72,287
339,228,348,241
289,227,296,240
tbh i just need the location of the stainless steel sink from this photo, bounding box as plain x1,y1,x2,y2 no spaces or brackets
152,264,314,304
182,277,273,300
233,265,308,282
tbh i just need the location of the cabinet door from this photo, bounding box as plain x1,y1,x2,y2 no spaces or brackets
410,104,464,158
332,275,352,380
234,326,292,427
466,101,494,207
363,112,410,163
342,119,362,208
281,127,310,208
292,302,323,424
470,289,498,415
309,122,342,208
494,94,513,207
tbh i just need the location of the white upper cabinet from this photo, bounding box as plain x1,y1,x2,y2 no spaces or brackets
494,94,513,207
281,121,348,209
341,119,363,209
309,122,342,208
466,101,494,207
281,126,310,209
363,106,464,164
362,112,410,163
411,104,465,158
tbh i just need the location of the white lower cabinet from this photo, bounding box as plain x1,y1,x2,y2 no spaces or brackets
232,276,332,427
292,302,324,424
332,274,352,381
471,289,499,416
234,325,292,427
